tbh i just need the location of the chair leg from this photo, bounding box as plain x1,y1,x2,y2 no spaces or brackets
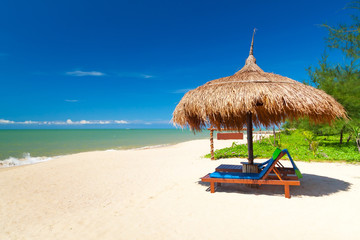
210,182,215,193
284,185,290,199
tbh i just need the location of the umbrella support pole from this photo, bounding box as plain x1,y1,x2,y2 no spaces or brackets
245,112,256,187
242,164,259,173
242,163,259,188
246,112,254,164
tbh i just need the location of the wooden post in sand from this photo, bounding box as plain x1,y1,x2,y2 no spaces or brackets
243,114,258,187
273,126,276,145
246,112,254,164
210,129,215,160
242,164,259,173
242,163,259,188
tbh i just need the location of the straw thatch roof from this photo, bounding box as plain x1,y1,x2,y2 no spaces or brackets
172,37,347,131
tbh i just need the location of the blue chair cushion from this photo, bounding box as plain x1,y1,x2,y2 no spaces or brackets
209,171,261,179
210,156,276,180
216,164,243,171
257,157,275,179
282,149,303,179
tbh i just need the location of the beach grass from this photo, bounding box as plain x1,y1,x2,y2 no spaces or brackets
205,130,360,162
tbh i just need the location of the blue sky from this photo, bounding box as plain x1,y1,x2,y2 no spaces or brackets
0,0,353,128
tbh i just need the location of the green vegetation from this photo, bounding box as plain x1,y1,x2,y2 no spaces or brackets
204,130,360,162
287,1,360,151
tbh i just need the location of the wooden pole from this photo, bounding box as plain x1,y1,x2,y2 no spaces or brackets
246,112,254,164
273,126,276,145
210,129,215,160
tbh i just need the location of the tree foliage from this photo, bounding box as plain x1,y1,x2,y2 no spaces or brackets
307,54,360,120
323,1,360,60
288,1,360,151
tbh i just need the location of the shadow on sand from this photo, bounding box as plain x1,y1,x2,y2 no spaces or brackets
198,173,351,198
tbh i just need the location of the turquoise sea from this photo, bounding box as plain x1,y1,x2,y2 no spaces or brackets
0,129,209,165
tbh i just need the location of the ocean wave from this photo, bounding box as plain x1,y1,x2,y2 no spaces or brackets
105,144,170,152
134,144,170,150
0,143,174,168
0,153,53,168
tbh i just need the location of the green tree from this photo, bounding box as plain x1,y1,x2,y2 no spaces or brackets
323,1,360,60
308,54,360,121
296,1,360,151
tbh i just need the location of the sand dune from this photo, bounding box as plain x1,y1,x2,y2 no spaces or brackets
1,139,359,240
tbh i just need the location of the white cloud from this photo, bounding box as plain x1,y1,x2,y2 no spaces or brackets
0,119,170,126
22,121,40,124
125,119,171,125
66,70,105,77
0,119,15,124
98,120,111,124
50,121,67,125
142,74,153,79
65,100,79,102
118,72,154,79
79,120,91,124
115,120,128,124
173,88,192,94
49,119,107,125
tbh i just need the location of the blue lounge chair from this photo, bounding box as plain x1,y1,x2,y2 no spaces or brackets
215,148,302,179
201,150,301,198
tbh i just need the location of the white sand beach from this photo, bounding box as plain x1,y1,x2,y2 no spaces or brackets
1,139,360,240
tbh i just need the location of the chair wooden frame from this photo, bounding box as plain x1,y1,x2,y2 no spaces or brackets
201,152,300,198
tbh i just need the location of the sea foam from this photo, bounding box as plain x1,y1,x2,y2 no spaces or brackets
0,153,53,168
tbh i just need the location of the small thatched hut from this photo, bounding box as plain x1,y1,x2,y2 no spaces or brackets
172,30,347,163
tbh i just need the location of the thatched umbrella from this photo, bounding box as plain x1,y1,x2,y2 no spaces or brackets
172,30,347,164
